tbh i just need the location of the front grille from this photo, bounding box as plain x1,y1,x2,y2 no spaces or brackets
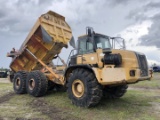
136,53,148,77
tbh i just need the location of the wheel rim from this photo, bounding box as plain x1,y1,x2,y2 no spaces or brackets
15,77,21,88
72,79,85,98
28,78,35,90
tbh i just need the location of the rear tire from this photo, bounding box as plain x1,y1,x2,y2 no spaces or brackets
103,85,128,99
13,71,28,94
26,71,48,97
47,81,55,91
67,68,102,107
9,74,14,82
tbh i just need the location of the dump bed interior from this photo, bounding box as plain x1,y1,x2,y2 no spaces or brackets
10,11,72,72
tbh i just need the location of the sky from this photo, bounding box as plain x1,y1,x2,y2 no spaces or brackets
0,0,160,68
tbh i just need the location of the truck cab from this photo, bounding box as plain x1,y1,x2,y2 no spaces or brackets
68,27,150,85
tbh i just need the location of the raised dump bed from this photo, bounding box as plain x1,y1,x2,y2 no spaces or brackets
8,11,72,73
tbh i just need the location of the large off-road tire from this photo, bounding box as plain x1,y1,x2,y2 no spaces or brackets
9,74,14,82
8,71,15,82
26,71,48,97
55,84,66,92
103,85,128,99
47,81,55,91
67,68,102,107
13,71,28,94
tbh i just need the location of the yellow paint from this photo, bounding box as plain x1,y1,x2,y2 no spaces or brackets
10,11,72,75
76,49,151,85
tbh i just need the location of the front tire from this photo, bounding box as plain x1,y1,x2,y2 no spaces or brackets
103,85,128,99
26,71,48,97
13,71,28,94
67,68,102,107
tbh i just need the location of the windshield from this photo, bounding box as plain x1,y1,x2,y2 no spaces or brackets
94,36,111,49
78,35,112,54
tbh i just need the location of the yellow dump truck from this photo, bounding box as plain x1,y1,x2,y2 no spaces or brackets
7,11,151,107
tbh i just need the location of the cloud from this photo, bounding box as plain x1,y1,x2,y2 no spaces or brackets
140,14,160,47
117,20,160,67
145,1,160,9
108,0,131,6
126,1,160,48
116,21,152,47
0,0,58,36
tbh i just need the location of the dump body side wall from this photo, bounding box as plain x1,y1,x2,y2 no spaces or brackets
10,11,72,72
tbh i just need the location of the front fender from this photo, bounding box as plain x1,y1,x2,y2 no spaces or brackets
64,65,95,82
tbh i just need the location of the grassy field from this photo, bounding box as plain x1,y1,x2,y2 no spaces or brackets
0,73,159,120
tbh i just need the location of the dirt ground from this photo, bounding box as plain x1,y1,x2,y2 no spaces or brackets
0,74,159,120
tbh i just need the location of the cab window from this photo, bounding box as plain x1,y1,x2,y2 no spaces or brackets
95,36,111,49
79,38,94,54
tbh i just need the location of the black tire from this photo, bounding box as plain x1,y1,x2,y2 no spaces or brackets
55,84,66,92
47,81,55,91
26,70,48,97
13,71,28,94
103,85,128,99
9,74,14,82
67,68,102,107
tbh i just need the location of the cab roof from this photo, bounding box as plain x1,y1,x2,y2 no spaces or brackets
78,33,110,39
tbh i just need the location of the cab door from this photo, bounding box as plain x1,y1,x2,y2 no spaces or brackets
77,37,98,65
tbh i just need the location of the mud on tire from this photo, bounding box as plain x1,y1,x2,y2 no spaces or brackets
13,71,28,94
67,68,102,107
26,70,48,97
103,85,128,99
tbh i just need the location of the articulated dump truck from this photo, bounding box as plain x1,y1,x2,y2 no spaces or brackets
7,11,152,107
